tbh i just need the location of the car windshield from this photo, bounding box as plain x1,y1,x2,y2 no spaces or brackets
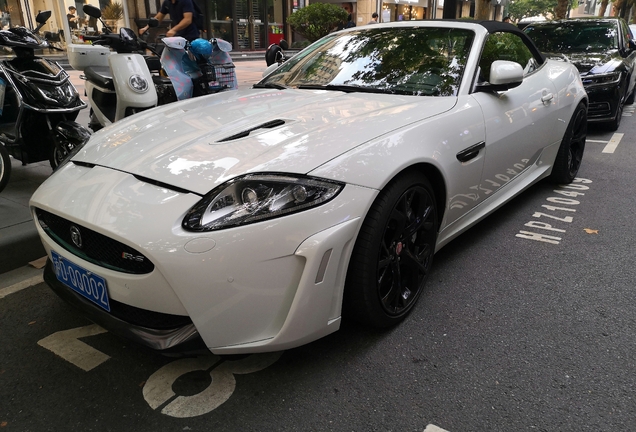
525,21,618,53
258,27,475,97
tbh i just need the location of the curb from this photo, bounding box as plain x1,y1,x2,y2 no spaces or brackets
0,221,46,275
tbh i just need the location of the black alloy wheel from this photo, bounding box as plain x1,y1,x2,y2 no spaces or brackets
0,143,11,193
344,172,438,328
550,101,587,184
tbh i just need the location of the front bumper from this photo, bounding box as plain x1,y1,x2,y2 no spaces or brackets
32,163,376,354
585,83,622,122
44,259,205,354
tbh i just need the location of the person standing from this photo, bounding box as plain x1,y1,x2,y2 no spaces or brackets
367,12,378,24
139,0,199,41
67,6,79,30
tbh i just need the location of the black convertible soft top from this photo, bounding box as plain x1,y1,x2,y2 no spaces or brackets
434,19,547,64
473,20,547,63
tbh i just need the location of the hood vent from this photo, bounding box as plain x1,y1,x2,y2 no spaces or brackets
216,119,286,143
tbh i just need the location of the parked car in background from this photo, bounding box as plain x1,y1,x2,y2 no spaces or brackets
31,21,587,355
524,18,636,130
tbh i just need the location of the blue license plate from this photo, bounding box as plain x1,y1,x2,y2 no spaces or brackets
51,250,111,312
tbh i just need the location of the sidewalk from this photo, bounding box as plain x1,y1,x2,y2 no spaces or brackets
0,59,268,275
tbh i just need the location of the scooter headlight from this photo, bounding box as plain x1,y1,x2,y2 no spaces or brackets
31,81,77,106
128,74,150,93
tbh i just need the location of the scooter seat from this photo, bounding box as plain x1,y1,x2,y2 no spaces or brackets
84,66,115,91
144,56,162,72
152,75,173,86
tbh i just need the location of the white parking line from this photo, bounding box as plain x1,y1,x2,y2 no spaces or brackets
602,133,623,154
37,324,110,371
586,139,608,143
0,274,43,299
424,425,450,432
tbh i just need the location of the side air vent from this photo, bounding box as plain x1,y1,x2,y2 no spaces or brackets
72,161,95,168
132,174,194,195
216,119,286,143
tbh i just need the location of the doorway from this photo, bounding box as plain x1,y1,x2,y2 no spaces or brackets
236,0,265,49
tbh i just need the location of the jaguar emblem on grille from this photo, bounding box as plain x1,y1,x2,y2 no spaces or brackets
70,226,82,248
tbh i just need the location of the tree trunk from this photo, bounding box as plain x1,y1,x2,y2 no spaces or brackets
555,0,570,19
599,0,609,17
475,0,491,20
613,0,625,16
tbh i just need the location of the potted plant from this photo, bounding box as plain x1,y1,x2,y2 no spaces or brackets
101,1,124,32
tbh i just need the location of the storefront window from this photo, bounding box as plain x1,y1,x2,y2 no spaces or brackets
267,0,284,45
0,1,11,29
382,1,427,22
208,0,234,41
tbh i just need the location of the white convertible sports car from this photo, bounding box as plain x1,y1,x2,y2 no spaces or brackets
31,21,587,355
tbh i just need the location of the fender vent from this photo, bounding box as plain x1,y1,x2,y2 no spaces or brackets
216,119,286,143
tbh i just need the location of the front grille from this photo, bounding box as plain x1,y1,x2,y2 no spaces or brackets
35,208,155,274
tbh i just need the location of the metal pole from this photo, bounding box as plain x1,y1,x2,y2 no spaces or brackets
57,0,70,44
122,0,130,29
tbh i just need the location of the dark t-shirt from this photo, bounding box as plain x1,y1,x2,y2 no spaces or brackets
160,0,199,41
67,13,78,29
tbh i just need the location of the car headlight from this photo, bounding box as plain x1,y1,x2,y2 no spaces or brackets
182,174,344,231
582,71,621,88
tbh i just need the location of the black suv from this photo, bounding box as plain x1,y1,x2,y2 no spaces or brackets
524,18,636,130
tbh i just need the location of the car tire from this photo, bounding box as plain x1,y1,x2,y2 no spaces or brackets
626,87,635,105
344,171,438,328
606,95,623,131
549,101,587,184
0,143,11,193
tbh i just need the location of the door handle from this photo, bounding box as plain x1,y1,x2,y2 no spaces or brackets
456,141,485,163
541,93,554,104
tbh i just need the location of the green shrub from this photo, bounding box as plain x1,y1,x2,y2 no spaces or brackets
291,40,311,49
287,3,348,42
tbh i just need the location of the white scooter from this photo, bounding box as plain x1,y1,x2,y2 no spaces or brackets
70,5,158,131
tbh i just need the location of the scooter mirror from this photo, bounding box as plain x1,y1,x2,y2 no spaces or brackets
83,4,101,19
35,10,51,24
120,27,137,41
148,18,159,28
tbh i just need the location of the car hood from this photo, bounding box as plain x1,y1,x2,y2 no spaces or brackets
545,50,622,74
73,88,456,195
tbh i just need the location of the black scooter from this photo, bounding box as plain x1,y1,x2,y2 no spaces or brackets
0,11,90,193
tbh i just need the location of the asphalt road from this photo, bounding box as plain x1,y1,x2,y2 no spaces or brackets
1,98,636,431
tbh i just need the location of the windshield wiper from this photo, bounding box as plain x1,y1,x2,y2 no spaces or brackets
253,82,288,90
297,84,396,94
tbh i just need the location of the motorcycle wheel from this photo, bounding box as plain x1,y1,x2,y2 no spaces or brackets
0,144,11,193
49,140,76,170
89,109,103,132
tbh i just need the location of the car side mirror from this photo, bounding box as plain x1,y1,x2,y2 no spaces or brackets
629,39,636,51
475,60,524,92
262,63,279,78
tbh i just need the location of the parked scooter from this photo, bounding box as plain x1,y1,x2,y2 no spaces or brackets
0,11,90,193
265,39,289,66
159,36,237,102
76,5,158,132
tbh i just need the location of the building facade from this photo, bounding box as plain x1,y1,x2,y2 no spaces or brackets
5,0,511,52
